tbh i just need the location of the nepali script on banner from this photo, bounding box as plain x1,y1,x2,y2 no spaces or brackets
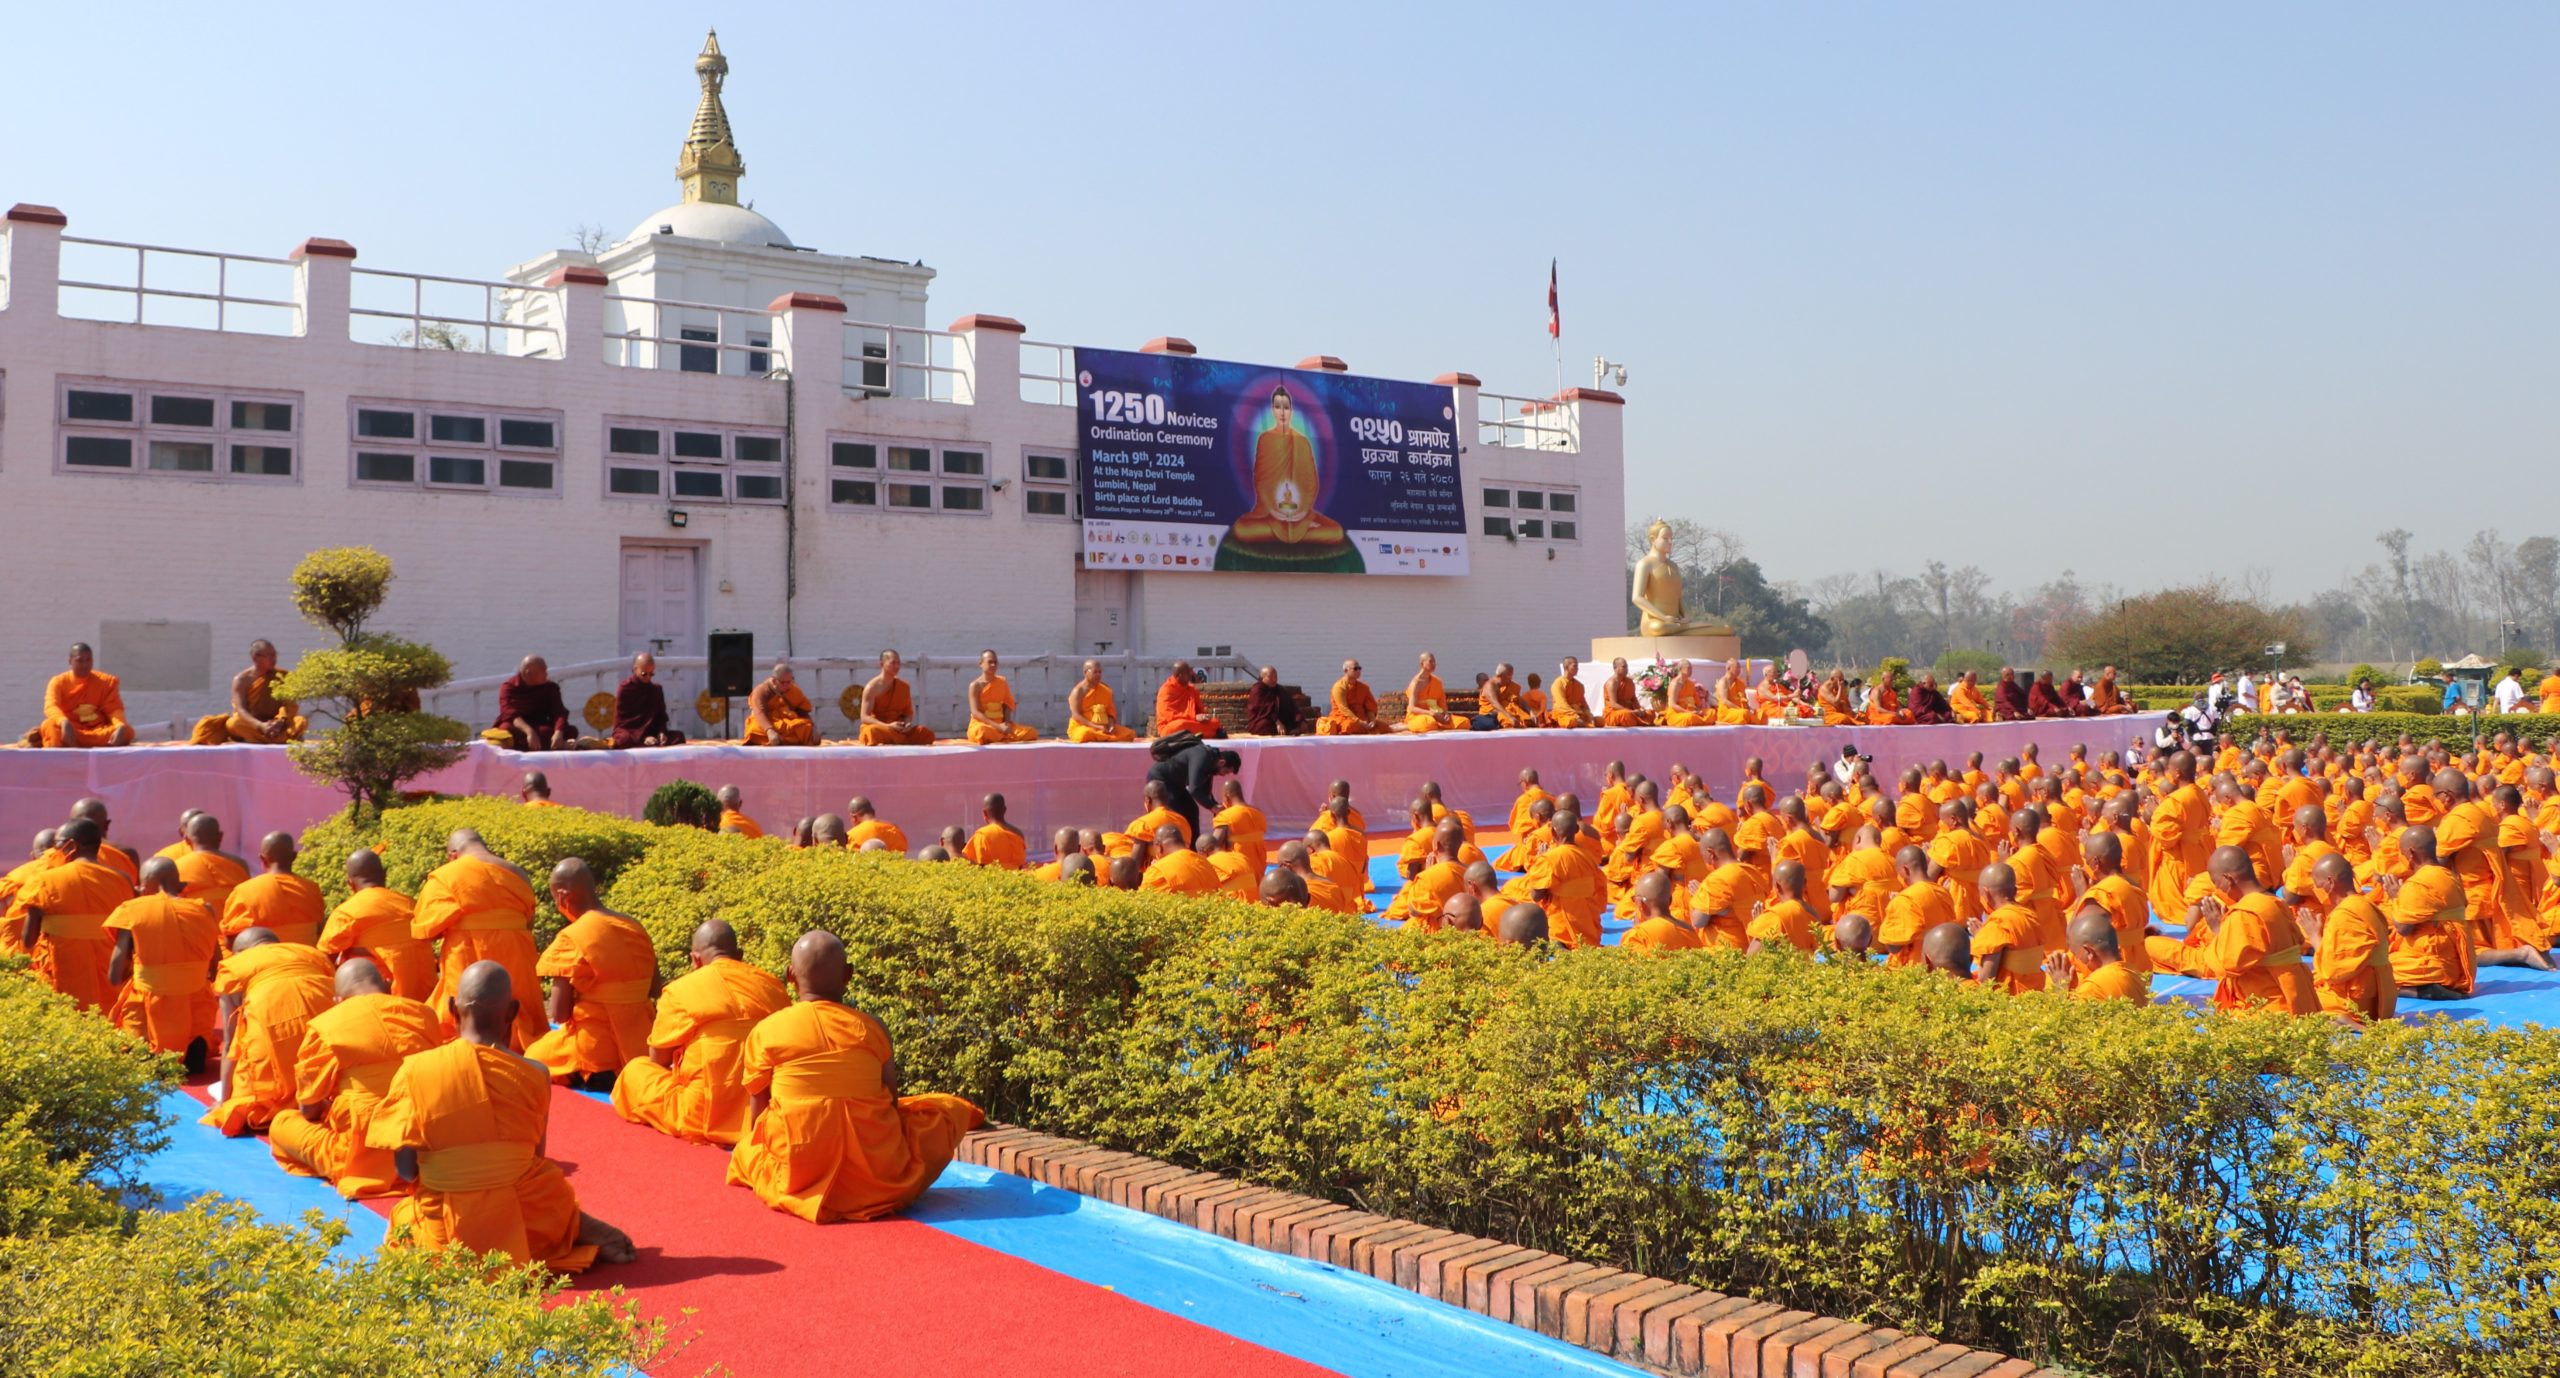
1075,348,1469,576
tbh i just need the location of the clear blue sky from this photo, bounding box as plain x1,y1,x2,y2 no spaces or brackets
15,2,2555,600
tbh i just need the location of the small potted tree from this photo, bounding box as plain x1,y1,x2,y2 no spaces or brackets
274,548,469,819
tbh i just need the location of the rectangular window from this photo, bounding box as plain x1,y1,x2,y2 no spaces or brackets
66,389,133,423
673,430,723,460
65,435,133,468
605,419,780,505
733,435,781,465
831,477,878,506
608,466,660,496
1552,519,1579,542
733,472,784,503
1481,483,1578,543
498,417,556,450
356,451,416,484
1481,487,1511,508
356,408,415,439
62,380,298,481
672,469,725,500
1025,453,1069,482
748,334,771,376
232,400,293,431
886,445,933,473
609,426,660,455
1025,489,1069,517
1515,489,1545,511
942,449,985,477
498,459,556,490
231,445,295,476
1549,492,1577,515
351,400,557,496
151,395,216,428
942,485,985,512
1022,450,1074,521
429,414,486,445
1518,518,1546,540
679,326,717,375
888,482,933,510
1482,515,1512,538
832,441,876,469
831,437,991,515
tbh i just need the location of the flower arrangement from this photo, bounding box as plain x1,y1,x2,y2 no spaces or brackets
1635,661,1681,708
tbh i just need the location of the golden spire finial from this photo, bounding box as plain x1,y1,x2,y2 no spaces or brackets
676,29,744,205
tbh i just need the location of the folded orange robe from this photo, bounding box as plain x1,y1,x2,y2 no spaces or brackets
222,871,327,947
1948,683,1989,724
719,809,766,839
613,957,791,1146
1068,683,1139,742
963,824,1028,869
369,1040,598,1272
526,909,658,1079
269,991,442,1197
203,942,336,1134
726,1002,985,1223
36,670,129,747
413,857,548,1048
189,668,307,744
847,818,908,853
2388,864,2473,994
103,892,219,1053
859,679,937,746
20,857,133,1009
320,887,437,1001
966,676,1039,744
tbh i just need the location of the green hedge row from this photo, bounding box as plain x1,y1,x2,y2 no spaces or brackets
2227,711,2560,752
0,959,660,1373
369,802,2560,1378
2129,684,2443,715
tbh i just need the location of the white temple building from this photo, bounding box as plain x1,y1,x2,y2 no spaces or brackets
0,33,1625,737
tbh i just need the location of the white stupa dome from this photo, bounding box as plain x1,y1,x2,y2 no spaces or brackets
626,200,795,250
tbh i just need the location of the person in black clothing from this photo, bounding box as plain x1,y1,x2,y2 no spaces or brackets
1147,742,1242,840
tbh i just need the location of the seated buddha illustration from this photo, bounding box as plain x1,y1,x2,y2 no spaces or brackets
1226,386,1349,552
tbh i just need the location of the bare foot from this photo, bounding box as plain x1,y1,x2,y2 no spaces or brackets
578,1211,638,1266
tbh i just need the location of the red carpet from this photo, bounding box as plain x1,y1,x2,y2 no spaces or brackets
540,1090,1337,1378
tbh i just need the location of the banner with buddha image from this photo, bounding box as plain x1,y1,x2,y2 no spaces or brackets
1075,348,1470,575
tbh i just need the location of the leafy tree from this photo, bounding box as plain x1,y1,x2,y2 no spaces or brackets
2055,586,2316,682
275,548,467,817
642,780,722,831
1935,648,2005,681
1705,557,1832,658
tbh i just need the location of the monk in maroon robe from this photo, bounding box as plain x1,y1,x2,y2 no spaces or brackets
1906,674,1956,725
611,653,684,748
2027,672,2071,720
493,657,574,751
1993,668,2033,722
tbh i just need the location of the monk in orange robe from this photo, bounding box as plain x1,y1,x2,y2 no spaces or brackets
269,958,442,1197
2076,830,2152,976
104,857,220,1069
1815,671,1854,726
1867,681,1911,726
2383,827,2474,999
745,662,819,745
1212,779,1269,874
965,649,1040,744
1485,663,1540,729
1602,658,1653,727
1926,804,1994,922
2088,665,2134,715
728,931,985,1222
1226,385,1348,549
190,639,308,743
846,798,909,854
526,860,659,1087
1689,829,1767,950
1711,662,1756,726
962,793,1028,869
1948,672,1991,725
708,785,765,838
1140,826,1225,896
413,830,548,1048
1969,864,2048,993
2298,852,2396,1022
1619,870,1702,952
30,643,133,747
2184,847,2318,1015
858,651,937,745
203,929,338,1135
2043,908,2150,1003
1065,660,1139,742
369,960,634,1273
1402,652,1460,732
321,849,436,1001
613,920,790,1146
1879,846,1955,965
1315,660,1385,735
14,819,133,1010
2146,755,2213,924
63,799,139,886
173,814,251,920
1747,861,1821,953
2541,670,2560,714
1152,659,1222,738
221,832,325,946
1524,816,1607,948
1547,658,1595,728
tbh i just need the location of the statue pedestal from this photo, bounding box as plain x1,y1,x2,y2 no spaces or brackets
1591,632,1741,667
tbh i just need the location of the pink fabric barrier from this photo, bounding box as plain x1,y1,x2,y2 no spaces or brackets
0,714,2168,857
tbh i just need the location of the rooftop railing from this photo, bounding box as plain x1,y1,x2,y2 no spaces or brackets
602,293,779,376
56,236,299,335
1476,390,1578,452
843,320,972,402
350,268,560,357
1019,340,1076,406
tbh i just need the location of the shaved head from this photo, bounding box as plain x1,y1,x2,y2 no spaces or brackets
1496,902,1550,947
1833,913,1874,956
691,919,741,960
138,856,182,894
1441,894,1485,932
2067,904,2120,959
1919,922,1972,977
346,848,386,887
789,930,849,1001
1260,869,1309,906
335,957,391,998
232,926,278,952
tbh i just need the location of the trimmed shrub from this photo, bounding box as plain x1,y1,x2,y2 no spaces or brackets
2414,657,2443,678
641,779,721,830
2228,711,2560,752
1933,648,2005,682
0,964,176,1192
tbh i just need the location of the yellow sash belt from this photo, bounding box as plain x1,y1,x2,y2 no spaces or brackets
1999,946,2047,977
133,961,210,995
453,908,529,934
2261,945,2306,970
771,1049,882,1102
338,1059,399,1101
418,1140,534,1192
582,977,653,1005
41,912,108,941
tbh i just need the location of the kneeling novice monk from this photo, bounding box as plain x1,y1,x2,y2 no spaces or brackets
270,958,441,1197
202,928,337,1135
369,961,635,1272
525,860,660,1089
727,931,984,1223
614,920,790,1147
104,857,221,1072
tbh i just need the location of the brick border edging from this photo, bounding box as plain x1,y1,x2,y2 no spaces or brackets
955,1124,2063,1378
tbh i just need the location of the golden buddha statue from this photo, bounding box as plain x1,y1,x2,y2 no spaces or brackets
1630,519,1732,637
1227,387,1348,550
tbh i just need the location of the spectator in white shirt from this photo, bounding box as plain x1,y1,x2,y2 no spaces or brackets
2347,679,2375,713
2494,671,2526,715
